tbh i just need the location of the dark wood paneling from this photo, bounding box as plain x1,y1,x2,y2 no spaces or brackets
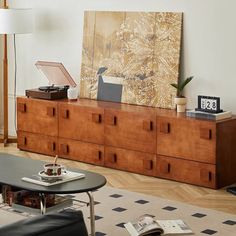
105,109,156,153
58,138,104,166
216,119,236,188
156,116,216,164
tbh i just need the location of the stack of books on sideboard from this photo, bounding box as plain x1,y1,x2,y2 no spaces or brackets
186,110,232,120
186,96,232,121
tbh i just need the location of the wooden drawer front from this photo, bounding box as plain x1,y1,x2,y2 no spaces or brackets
156,117,216,164
156,155,216,188
59,138,104,166
59,104,104,144
17,131,58,156
17,97,58,136
105,110,156,153
105,146,156,176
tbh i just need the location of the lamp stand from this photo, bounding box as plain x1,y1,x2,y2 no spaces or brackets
0,0,17,146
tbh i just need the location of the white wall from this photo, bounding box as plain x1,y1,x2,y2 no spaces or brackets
1,0,236,136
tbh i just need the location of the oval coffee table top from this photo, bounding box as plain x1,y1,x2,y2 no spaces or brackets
0,153,106,194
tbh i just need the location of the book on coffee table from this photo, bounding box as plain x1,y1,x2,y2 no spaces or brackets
21,171,85,186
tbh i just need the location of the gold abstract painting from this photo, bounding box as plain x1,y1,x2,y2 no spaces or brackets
80,11,182,108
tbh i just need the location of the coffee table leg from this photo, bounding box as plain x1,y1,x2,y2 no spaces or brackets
39,193,46,215
87,191,95,236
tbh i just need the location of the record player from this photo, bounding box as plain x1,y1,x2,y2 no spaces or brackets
26,61,77,100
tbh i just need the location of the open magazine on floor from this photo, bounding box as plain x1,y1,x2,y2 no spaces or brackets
124,214,193,236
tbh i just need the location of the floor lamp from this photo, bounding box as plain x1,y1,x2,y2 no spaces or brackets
0,1,33,146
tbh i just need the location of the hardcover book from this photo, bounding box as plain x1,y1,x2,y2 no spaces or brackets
21,171,85,186
186,110,232,121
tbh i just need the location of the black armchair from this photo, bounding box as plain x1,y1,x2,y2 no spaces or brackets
0,209,88,236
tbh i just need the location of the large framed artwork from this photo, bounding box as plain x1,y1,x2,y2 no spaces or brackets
80,11,182,109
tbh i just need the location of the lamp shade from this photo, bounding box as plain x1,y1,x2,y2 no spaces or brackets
0,8,33,34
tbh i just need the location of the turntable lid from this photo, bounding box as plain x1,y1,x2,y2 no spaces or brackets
35,61,77,87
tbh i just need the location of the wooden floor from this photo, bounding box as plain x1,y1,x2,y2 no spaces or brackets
1,144,236,215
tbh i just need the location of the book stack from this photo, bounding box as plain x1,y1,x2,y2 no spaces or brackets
12,195,73,214
186,110,232,121
1,187,73,214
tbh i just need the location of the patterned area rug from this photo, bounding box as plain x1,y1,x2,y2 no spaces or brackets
1,186,236,236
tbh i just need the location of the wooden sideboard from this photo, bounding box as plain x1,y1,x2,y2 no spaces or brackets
17,97,236,189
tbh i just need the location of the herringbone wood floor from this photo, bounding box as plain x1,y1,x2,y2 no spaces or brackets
1,144,236,215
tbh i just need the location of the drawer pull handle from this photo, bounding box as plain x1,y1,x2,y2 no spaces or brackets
110,153,117,163
52,142,56,151
160,122,170,134
18,103,26,113
62,109,69,119
168,163,171,173
113,116,117,126
24,137,27,146
47,107,56,117
200,128,212,140
106,115,117,126
92,113,102,123
209,172,212,181
160,161,171,174
110,116,117,126
143,121,153,131
200,169,213,182
98,151,102,160
48,142,56,151
144,160,153,170
61,144,69,154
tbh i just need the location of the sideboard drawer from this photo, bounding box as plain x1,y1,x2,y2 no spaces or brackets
58,138,104,166
105,109,156,153
17,131,58,156
156,117,216,164
17,97,58,136
156,155,216,188
105,146,156,176
59,104,104,144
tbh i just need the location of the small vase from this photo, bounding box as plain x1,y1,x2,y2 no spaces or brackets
174,97,187,113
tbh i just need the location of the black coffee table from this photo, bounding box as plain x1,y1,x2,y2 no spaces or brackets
0,153,106,236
